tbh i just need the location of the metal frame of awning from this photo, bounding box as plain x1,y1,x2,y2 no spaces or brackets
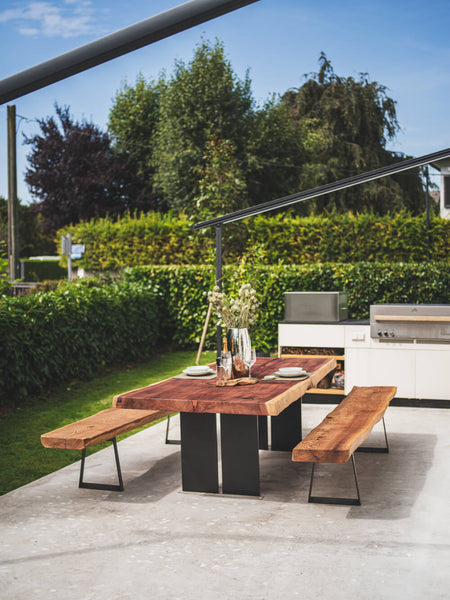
0,0,259,105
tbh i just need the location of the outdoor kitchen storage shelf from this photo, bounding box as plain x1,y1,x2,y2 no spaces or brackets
284,292,348,323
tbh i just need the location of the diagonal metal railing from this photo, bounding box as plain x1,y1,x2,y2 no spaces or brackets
192,146,450,230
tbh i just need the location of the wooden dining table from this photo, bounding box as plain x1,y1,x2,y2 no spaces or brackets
114,356,337,496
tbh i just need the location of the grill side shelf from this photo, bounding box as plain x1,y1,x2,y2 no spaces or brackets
374,315,450,322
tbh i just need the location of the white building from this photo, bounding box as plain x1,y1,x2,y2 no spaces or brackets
431,158,450,218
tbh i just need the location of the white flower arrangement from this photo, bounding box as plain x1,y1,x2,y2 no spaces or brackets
207,283,259,329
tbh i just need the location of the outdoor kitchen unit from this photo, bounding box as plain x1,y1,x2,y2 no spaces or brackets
279,299,450,402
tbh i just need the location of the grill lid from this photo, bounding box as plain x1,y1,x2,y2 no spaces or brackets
370,304,450,341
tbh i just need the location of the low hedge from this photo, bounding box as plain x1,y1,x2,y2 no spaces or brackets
20,259,66,282
2,261,450,406
58,211,450,270
0,279,163,405
124,261,450,352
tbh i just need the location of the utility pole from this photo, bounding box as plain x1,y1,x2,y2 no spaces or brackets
7,104,20,281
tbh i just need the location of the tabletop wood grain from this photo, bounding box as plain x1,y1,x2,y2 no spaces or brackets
113,356,337,416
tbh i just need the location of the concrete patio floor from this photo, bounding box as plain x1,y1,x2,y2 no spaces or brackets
1,403,449,600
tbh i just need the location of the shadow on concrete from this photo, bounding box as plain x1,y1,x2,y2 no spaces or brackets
259,431,437,520
347,431,437,520
106,450,182,504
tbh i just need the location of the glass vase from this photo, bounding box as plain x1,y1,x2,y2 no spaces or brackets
226,327,251,378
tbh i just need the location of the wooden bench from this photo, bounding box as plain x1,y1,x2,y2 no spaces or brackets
292,386,397,505
41,407,171,491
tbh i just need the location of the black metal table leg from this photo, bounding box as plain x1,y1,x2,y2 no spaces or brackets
220,414,260,496
180,412,219,493
271,398,302,451
258,415,269,449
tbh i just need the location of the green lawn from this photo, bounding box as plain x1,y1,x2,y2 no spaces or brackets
0,350,216,496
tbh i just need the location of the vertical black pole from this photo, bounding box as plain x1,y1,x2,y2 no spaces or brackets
7,105,20,282
425,166,430,261
216,225,222,356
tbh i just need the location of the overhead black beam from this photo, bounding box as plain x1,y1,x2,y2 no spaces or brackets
193,146,450,230
0,0,259,105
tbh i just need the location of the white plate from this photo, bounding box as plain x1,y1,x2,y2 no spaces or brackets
274,369,307,378
183,366,214,376
277,367,306,377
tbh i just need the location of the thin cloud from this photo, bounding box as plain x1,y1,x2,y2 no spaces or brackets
0,1,97,38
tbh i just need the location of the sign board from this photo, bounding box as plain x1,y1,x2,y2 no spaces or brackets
71,244,85,259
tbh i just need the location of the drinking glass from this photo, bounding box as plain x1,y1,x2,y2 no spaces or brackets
246,347,257,377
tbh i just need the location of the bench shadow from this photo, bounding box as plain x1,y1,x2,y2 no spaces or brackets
260,432,437,520
106,450,182,504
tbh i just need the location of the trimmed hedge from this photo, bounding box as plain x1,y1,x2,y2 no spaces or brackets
124,261,450,352
59,211,450,269
21,259,66,282
58,212,211,270
0,279,163,404
2,261,450,406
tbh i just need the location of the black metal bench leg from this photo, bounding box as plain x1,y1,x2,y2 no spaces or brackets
165,414,181,445
308,455,361,506
356,417,389,453
79,437,124,492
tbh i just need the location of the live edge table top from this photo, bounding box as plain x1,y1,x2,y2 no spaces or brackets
113,357,337,417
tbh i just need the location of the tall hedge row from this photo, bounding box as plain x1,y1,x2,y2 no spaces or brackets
2,261,450,405
59,211,450,270
124,262,450,353
0,279,162,404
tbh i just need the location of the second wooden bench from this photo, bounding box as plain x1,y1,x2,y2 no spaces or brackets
292,386,397,505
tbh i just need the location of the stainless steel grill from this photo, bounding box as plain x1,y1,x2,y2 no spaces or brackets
370,304,450,342
284,292,348,323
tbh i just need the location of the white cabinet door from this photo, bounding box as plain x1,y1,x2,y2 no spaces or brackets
345,347,415,398
344,348,371,393
368,348,415,398
415,349,450,400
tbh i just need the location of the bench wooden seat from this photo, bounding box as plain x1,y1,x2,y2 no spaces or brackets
292,386,397,505
41,407,170,491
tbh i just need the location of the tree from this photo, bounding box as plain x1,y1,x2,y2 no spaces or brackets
109,39,313,215
25,105,154,232
282,53,425,213
192,135,248,221
152,39,255,212
0,196,54,257
108,43,424,217
108,74,161,207
245,97,322,208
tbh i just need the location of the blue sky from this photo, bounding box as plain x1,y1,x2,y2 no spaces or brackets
1,0,449,204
